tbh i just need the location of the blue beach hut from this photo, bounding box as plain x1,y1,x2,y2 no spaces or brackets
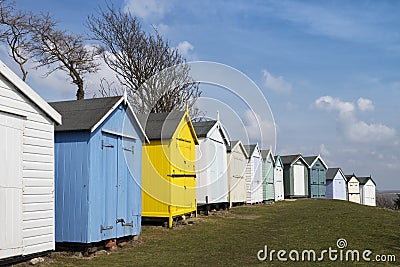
304,155,328,198
50,96,148,244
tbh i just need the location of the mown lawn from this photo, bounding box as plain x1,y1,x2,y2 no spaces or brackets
44,199,400,266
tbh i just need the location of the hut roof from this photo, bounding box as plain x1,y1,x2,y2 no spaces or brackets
50,96,122,132
261,149,270,159
137,111,198,144
326,168,346,181
303,156,317,166
137,111,185,140
261,149,274,163
303,155,328,169
227,140,240,152
358,176,376,186
227,140,249,157
280,154,301,165
243,144,257,157
192,120,217,137
50,96,148,142
345,174,359,182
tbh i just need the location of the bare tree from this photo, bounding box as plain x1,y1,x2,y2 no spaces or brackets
87,4,200,113
0,0,32,81
376,193,395,209
29,13,100,100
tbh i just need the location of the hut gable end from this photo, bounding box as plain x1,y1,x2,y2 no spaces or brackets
0,59,60,260
51,97,145,243
141,109,198,228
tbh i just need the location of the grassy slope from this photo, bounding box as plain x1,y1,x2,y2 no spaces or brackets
51,199,400,266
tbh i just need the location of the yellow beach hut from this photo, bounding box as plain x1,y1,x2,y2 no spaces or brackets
138,110,199,228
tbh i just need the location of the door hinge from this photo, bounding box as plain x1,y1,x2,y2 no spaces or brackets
102,140,114,149
123,146,134,154
100,225,113,233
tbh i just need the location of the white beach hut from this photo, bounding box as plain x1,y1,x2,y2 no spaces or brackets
274,155,285,201
193,119,230,208
358,176,376,206
0,60,61,261
346,174,361,204
244,144,263,204
227,140,248,206
261,149,275,201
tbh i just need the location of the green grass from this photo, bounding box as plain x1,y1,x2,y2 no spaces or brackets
47,199,400,266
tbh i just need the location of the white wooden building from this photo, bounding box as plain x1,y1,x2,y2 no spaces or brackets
326,168,347,200
346,174,361,204
0,60,61,260
358,176,376,206
244,144,263,204
261,149,275,201
227,140,248,206
274,155,285,201
193,120,230,206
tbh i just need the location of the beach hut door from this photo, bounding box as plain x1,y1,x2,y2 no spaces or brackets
0,112,24,258
101,133,118,240
293,165,305,196
102,133,137,239
116,137,136,237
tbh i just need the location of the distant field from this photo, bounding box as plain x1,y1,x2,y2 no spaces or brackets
26,199,400,266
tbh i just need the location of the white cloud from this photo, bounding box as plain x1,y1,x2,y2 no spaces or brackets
357,97,374,111
315,95,397,144
319,144,330,156
155,23,170,35
262,69,292,93
176,41,194,57
343,119,396,143
315,95,354,114
124,0,171,21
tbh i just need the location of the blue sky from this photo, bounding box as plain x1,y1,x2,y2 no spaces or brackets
7,0,400,190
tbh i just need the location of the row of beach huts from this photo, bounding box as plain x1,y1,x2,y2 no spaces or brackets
0,59,376,262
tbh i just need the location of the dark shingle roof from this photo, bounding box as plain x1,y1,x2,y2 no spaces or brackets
326,168,341,180
137,111,185,140
280,154,302,165
303,156,318,166
358,176,376,185
243,144,257,156
49,96,122,132
192,120,217,138
345,174,358,181
357,177,369,185
261,149,271,159
227,140,240,152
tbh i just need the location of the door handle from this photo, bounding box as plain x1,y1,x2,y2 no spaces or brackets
117,218,133,227
116,218,125,224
